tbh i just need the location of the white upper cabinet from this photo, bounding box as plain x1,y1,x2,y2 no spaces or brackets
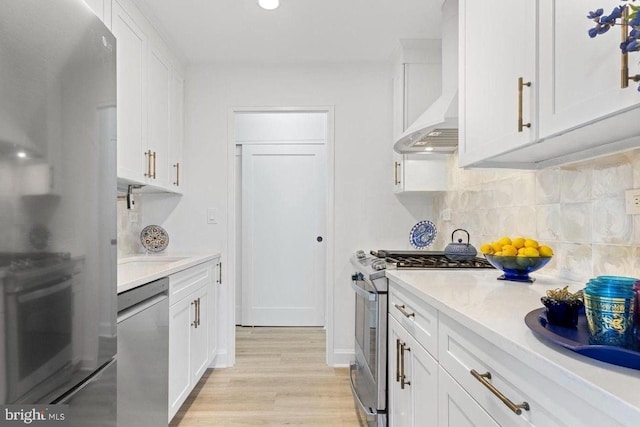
393,153,449,193
458,0,537,168
538,0,640,139
112,0,148,184
460,0,640,169
110,0,185,193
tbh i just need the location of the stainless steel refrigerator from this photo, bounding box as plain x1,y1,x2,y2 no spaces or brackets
0,0,117,425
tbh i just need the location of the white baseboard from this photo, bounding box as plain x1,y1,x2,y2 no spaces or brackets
332,349,355,367
209,350,231,368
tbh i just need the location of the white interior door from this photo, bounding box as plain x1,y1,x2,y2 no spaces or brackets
241,144,326,326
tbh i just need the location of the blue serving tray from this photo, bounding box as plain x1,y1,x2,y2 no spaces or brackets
524,307,640,370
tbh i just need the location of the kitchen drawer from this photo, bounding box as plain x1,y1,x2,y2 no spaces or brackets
438,313,625,427
389,283,438,359
169,262,213,306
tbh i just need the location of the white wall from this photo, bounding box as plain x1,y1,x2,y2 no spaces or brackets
142,61,436,365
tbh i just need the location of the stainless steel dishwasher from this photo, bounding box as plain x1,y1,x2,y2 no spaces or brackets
117,277,169,427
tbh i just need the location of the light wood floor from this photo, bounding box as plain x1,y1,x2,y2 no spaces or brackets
170,327,366,426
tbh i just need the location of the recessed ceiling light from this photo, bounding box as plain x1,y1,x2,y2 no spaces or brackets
258,0,279,10
16,151,27,159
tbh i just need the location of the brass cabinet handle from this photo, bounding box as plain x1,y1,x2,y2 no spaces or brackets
217,262,222,284
173,162,180,186
517,77,531,132
144,150,152,177
394,161,401,185
197,297,201,326
152,151,157,179
396,339,401,382
400,342,411,389
621,8,640,88
394,303,415,318
470,369,530,415
191,300,198,328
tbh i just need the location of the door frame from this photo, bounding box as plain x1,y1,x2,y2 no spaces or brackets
226,106,336,366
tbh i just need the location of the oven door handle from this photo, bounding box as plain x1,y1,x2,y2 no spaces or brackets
16,276,73,303
349,361,377,418
351,280,377,302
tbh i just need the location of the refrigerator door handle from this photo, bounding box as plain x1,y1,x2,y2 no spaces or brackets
348,361,377,418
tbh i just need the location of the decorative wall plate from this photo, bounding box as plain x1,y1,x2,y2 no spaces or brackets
409,220,437,249
140,225,169,253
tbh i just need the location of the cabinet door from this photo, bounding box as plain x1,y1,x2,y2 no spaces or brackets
168,296,192,420
538,0,640,139
439,367,499,427
388,316,438,427
147,42,172,189
458,0,536,167
111,0,147,184
190,286,209,385
388,317,410,427
208,260,220,363
405,333,438,426
169,72,184,191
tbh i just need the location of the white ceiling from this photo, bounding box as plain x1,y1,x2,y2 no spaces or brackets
130,0,444,64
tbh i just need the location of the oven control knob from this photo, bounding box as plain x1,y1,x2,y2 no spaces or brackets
355,250,366,259
371,259,387,271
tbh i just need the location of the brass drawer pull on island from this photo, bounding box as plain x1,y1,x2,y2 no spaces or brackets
470,369,530,415
394,303,415,318
400,342,411,389
396,339,401,382
517,77,531,132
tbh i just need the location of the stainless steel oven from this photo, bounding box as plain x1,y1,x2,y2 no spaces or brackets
3,256,75,403
349,250,494,426
350,271,387,427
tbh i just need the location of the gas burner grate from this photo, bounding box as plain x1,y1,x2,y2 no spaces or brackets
371,250,494,269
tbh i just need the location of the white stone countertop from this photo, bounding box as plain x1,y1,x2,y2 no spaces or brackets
386,269,640,424
117,253,220,294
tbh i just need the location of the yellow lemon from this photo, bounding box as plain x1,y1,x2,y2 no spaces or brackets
494,251,503,256
512,237,525,249
518,247,527,255
523,247,540,257
524,238,539,248
501,245,518,256
491,242,503,253
498,236,512,246
480,243,494,254
539,245,554,257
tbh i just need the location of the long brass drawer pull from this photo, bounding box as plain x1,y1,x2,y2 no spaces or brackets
396,339,401,382
394,303,415,318
517,77,531,132
191,300,198,328
400,344,411,389
470,369,530,415
173,162,180,186
144,150,152,177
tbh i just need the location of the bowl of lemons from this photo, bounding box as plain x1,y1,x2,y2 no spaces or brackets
480,237,553,283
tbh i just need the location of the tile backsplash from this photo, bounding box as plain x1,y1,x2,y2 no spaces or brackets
431,148,640,284
117,197,144,258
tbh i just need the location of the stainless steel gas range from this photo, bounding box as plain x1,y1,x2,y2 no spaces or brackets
349,250,494,426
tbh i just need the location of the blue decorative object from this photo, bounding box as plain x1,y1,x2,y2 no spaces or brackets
525,307,640,370
587,1,640,91
409,220,437,249
483,254,552,283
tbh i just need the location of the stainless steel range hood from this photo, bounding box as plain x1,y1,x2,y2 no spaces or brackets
394,0,458,153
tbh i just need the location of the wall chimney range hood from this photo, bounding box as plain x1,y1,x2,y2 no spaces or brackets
394,0,458,154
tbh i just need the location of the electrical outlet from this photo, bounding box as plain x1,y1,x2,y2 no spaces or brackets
625,189,640,214
128,211,139,223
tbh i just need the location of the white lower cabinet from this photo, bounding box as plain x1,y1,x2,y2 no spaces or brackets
438,366,498,427
388,316,438,427
168,261,215,422
387,280,628,426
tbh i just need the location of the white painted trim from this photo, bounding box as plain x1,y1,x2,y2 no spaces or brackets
331,349,355,367
226,106,336,366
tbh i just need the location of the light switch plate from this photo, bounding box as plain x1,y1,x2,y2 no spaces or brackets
207,208,218,224
441,208,452,221
128,212,138,223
